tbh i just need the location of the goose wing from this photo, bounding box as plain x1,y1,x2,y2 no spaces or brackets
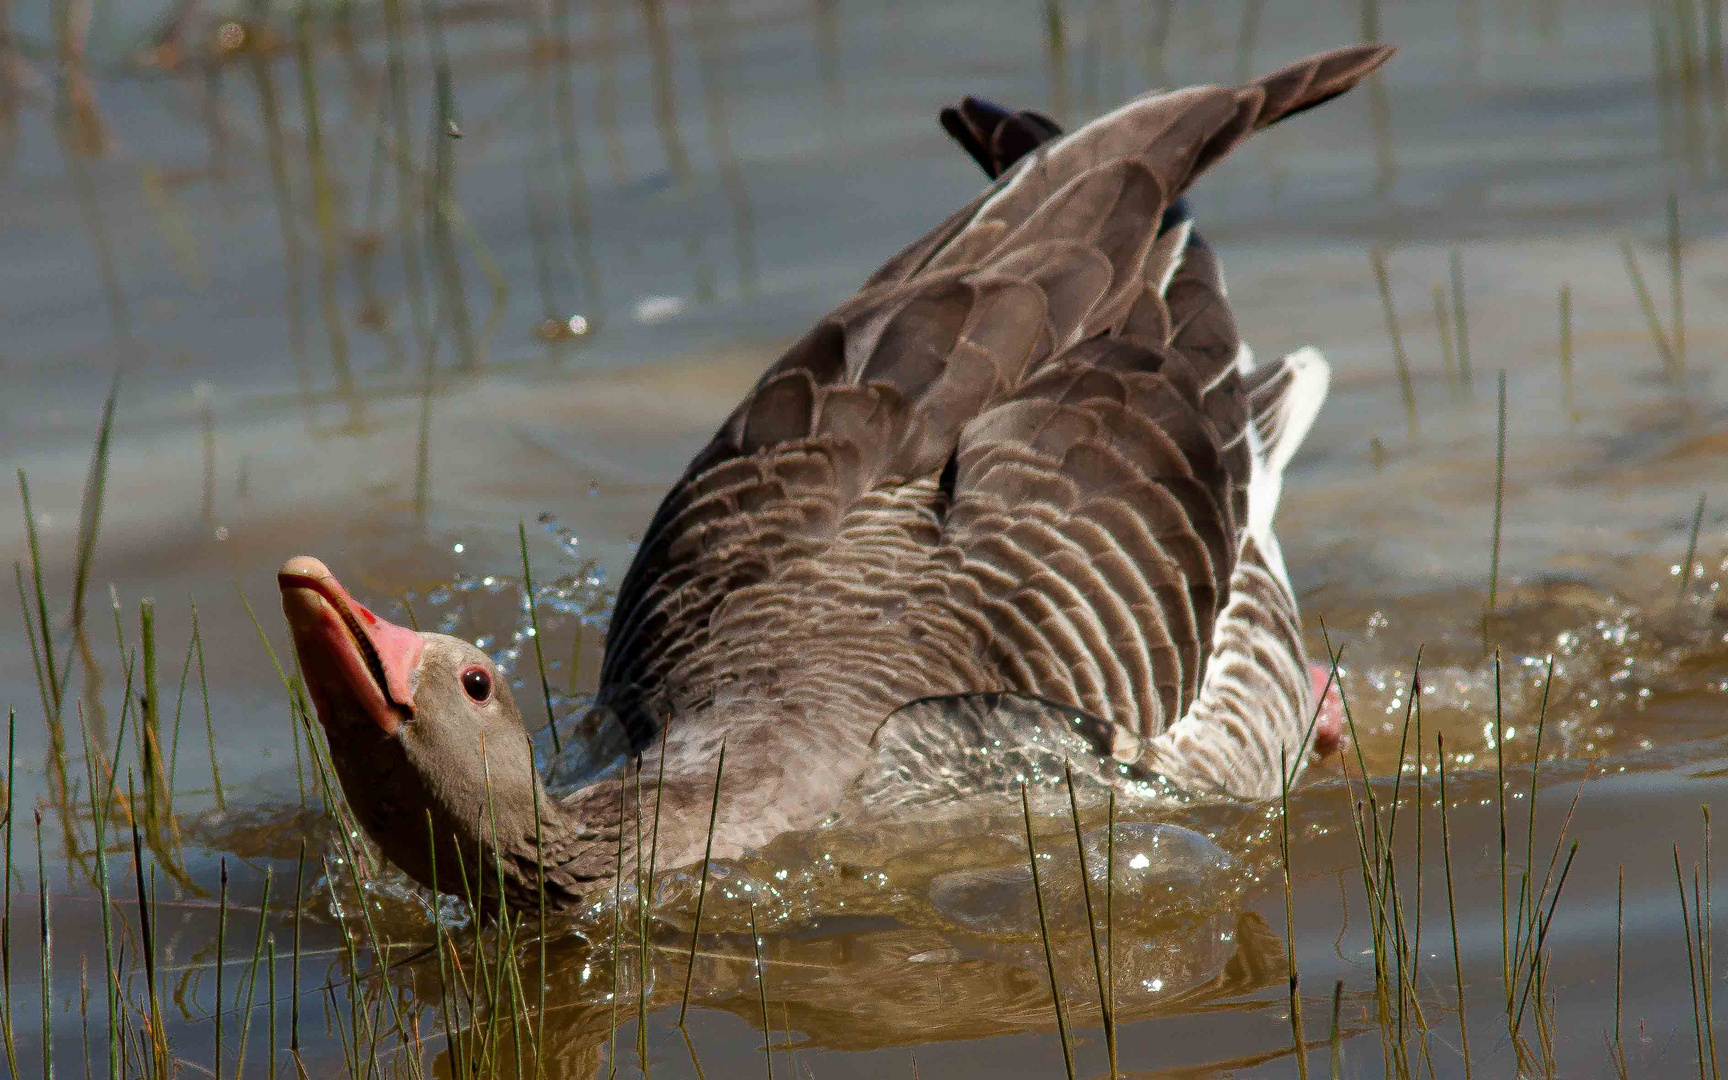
598,47,1390,762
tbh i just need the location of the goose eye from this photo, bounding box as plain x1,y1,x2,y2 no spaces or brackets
460,667,492,703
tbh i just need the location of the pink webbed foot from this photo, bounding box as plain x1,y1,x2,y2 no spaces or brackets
1308,662,1346,758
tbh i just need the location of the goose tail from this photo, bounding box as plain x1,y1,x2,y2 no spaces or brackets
1242,345,1331,595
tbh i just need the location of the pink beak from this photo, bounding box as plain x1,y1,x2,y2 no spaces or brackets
278,556,425,737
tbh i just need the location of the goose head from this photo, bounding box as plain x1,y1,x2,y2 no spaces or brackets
277,556,615,912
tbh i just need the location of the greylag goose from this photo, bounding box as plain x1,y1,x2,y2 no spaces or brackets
278,45,1388,913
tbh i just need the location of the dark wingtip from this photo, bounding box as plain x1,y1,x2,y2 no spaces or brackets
959,95,1013,127
939,104,995,178
1248,43,1398,130
939,96,1066,180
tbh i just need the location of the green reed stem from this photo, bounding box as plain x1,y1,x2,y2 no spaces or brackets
532,776,548,1080
293,1,360,420
323,857,367,1077
1449,248,1473,389
1106,790,1116,1079
608,767,627,1076
17,472,61,720
1,707,15,1080
1679,842,1709,1080
1616,863,1626,1066
518,521,562,754
680,741,726,1026
1669,192,1685,375
1280,751,1308,1080
215,859,227,1080
1706,806,1719,1080
1619,238,1679,373
76,959,88,1080
1021,783,1075,1080
290,840,304,1055
1061,763,1114,1073
14,566,51,741
1512,840,1579,1036
1552,286,1572,425
1437,732,1479,1071
380,0,431,369
1329,978,1343,1077
1487,372,1507,616
192,604,223,810
1513,656,1555,978
168,611,196,794
1433,284,1457,393
81,695,125,1080
505,930,532,1080
265,936,277,1080
632,755,648,1071
679,1025,708,1080
70,370,118,639
1680,494,1707,608
1370,248,1417,437
1493,651,1512,1021
428,57,476,370
749,904,772,1080
568,617,583,697
480,746,512,1076
127,774,167,1076
425,814,460,1070
34,812,49,1080
139,599,167,823
1413,677,1425,993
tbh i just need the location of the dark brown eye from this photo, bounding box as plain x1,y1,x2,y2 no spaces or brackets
460,666,492,703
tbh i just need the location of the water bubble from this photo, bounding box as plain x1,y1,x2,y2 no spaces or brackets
633,295,685,324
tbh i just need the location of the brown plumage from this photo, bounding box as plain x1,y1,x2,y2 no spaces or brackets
279,45,1392,913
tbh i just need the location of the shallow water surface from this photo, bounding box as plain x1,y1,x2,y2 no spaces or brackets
6,0,1728,1076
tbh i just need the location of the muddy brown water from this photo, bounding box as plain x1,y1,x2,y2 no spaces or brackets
6,0,1728,1076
